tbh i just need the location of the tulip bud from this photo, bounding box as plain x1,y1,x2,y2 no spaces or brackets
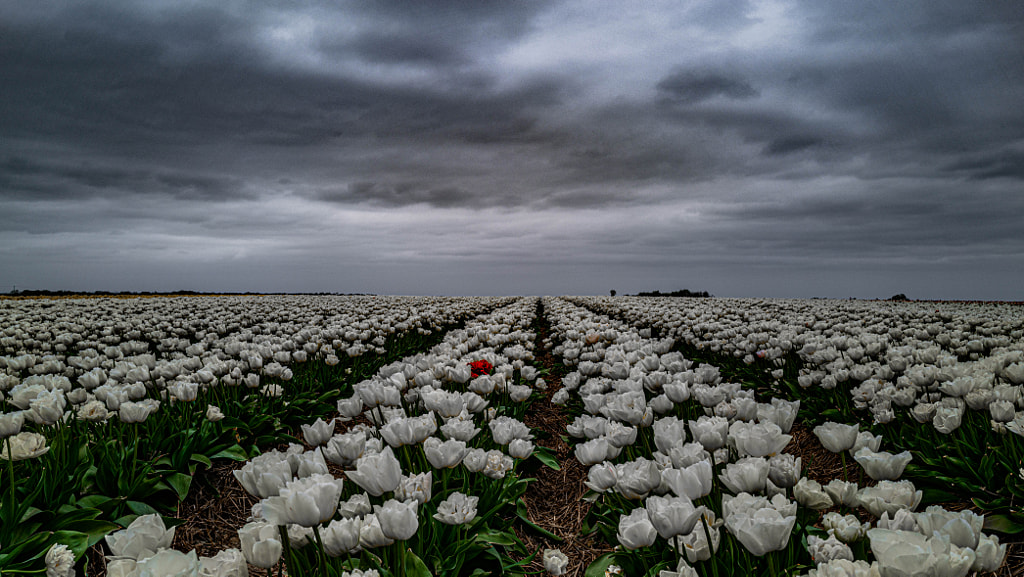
433,491,479,525
543,549,569,576
301,417,336,447
375,499,419,541
646,494,705,539
813,422,859,453
0,411,25,438
793,477,833,510
394,471,432,505
617,508,658,549
585,461,618,493
347,446,402,496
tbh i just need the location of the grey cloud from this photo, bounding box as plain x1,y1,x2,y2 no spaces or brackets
944,150,1024,180
700,183,1024,260
315,182,477,208
1,1,1023,299
0,4,558,154
799,0,1023,46
345,32,468,66
656,70,759,104
319,0,541,67
0,156,248,202
763,136,825,156
543,188,628,209
682,0,757,31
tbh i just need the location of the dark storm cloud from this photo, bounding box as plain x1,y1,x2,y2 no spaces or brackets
1,0,1022,298
682,0,757,31
345,32,467,67
707,186,1024,252
320,0,539,66
798,0,1022,45
656,70,759,104
763,136,825,156
0,156,248,201
315,182,477,208
944,150,1024,181
0,2,557,153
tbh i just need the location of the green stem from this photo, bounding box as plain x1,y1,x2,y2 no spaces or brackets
700,516,719,577
3,435,15,542
313,524,329,577
278,525,295,577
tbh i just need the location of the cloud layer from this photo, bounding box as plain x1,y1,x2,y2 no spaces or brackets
2,0,1022,298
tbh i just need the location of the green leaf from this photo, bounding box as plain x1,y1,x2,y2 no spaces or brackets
404,549,433,577
52,530,90,560
114,514,139,528
220,416,250,430
190,454,213,468
127,500,160,516
984,514,1024,534
67,520,121,547
585,553,618,577
505,479,530,502
161,516,186,529
971,497,1007,512
75,494,113,509
979,451,997,479
500,548,539,571
50,507,103,529
0,532,51,563
533,447,561,471
1008,476,1024,499
316,391,338,403
166,473,192,501
19,506,43,523
474,528,519,546
920,488,960,504
649,560,673,574
211,444,248,461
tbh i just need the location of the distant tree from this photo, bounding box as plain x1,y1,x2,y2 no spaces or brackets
890,293,909,301
635,289,711,298
610,290,617,297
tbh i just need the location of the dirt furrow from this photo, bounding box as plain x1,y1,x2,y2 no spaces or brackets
514,301,613,576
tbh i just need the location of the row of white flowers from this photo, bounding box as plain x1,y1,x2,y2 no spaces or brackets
4,294,1018,576
96,297,552,576
576,297,1024,440
0,296,512,444
543,296,1008,577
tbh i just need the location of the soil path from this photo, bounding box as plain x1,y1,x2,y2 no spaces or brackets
514,300,612,576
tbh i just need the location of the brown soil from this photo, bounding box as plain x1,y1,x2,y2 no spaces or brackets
173,460,259,558
786,420,867,487
512,305,613,577
85,459,259,577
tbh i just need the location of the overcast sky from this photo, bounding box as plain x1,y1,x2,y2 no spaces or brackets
2,1,1023,299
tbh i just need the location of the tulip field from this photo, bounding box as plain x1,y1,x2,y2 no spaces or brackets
1,295,1023,576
